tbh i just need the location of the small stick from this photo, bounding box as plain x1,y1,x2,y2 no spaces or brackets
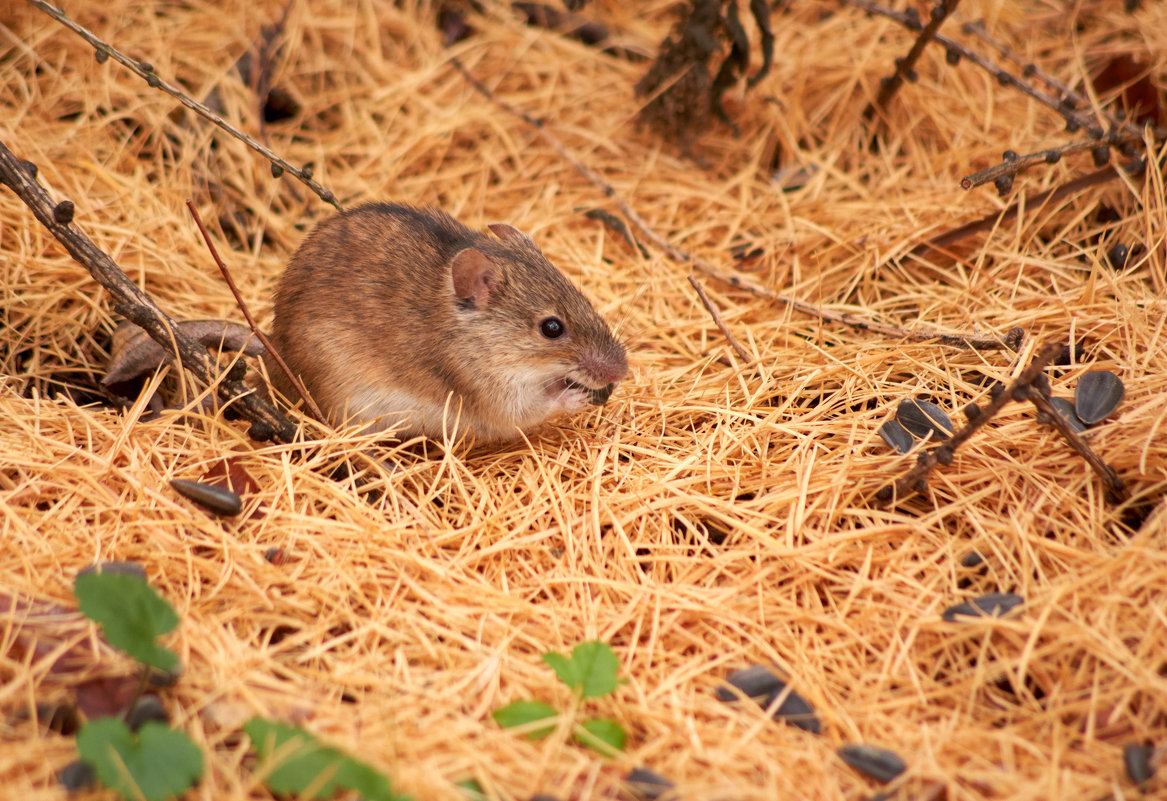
842,0,1165,141
863,0,962,122
960,20,1132,135
960,133,1142,193
27,0,341,212
0,139,297,443
1026,390,1127,503
687,275,751,363
184,200,326,423
877,340,1062,503
451,57,1017,351
911,156,1147,257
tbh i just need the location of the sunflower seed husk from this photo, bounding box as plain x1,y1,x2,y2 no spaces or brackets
878,419,914,453
625,767,674,799
838,743,906,784
171,479,243,517
1074,370,1124,424
1049,396,1087,434
942,592,1024,622
896,399,952,440
1123,742,1155,786
716,665,786,701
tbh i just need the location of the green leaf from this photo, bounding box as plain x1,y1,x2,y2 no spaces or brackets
574,718,626,754
76,718,203,801
74,572,180,672
541,651,580,690
456,777,486,799
244,718,409,801
491,700,557,738
544,642,622,698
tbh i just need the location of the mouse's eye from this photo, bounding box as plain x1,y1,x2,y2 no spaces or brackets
539,317,565,339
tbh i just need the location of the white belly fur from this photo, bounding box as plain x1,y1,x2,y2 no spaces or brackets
345,386,465,439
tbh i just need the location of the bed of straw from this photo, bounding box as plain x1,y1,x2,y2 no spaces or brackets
2,1,1166,799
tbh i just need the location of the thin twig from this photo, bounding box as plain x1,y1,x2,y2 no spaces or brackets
0,139,297,443
1027,390,1127,503
911,157,1148,257
843,0,1165,141
27,0,341,211
184,200,326,423
863,0,962,122
451,56,1017,351
960,133,1143,193
687,276,751,363
960,19,1131,134
877,340,1062,503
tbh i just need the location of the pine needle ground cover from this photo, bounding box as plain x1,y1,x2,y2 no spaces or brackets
2,1,1165,799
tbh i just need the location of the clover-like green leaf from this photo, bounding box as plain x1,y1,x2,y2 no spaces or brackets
541,651,581,690
543,641,622,698
491,701,557,738
574,718,626,754
456,777,487,799
76,718,202,801
74,571,179,672
245,719,409,801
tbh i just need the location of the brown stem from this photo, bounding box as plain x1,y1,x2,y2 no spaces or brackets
960,133,1143,193
912,157,1147,257
452,57,1017,351
863,0,962,122
184,200,326,423
26,0,341,212
0,138,297,443
843,0,1166,141
687,276,751,363
960,19,1136,137
1027,391,1127,503
877,340,1062,503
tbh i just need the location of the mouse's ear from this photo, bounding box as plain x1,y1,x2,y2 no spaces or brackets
451,248,497,308
487,223,534,245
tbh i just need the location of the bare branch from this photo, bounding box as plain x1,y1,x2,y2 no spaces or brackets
912,156,1148,257
863,0,962,122
452,56,1018,351
0,138,297,443
184,200,326,424
877,341,1062,503
1026,389,1127,503
960,133,1143,193
27,0,341,211
687,276,752,363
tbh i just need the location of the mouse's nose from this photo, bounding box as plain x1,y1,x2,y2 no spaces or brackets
582,344,628,387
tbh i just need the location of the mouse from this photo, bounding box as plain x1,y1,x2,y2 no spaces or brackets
265,202,628,443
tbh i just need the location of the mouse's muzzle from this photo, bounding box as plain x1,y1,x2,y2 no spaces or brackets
563,377,615,405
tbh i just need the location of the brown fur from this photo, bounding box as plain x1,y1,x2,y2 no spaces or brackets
267,203,627,442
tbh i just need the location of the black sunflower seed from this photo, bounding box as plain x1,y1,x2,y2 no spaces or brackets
878,420,914,453
1074,370,1124,425
1107,242,1129,271
58,760,97,792
127,696,168,732
942,592,1024,622
716,665,784,701
1123,742,1155,786
715,666,820,734
1049,397,1087,434
838,743,906,783
960,551,984,568
625,767,674,799
896,399,952,440
171,479,243,517
768,687,821,734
